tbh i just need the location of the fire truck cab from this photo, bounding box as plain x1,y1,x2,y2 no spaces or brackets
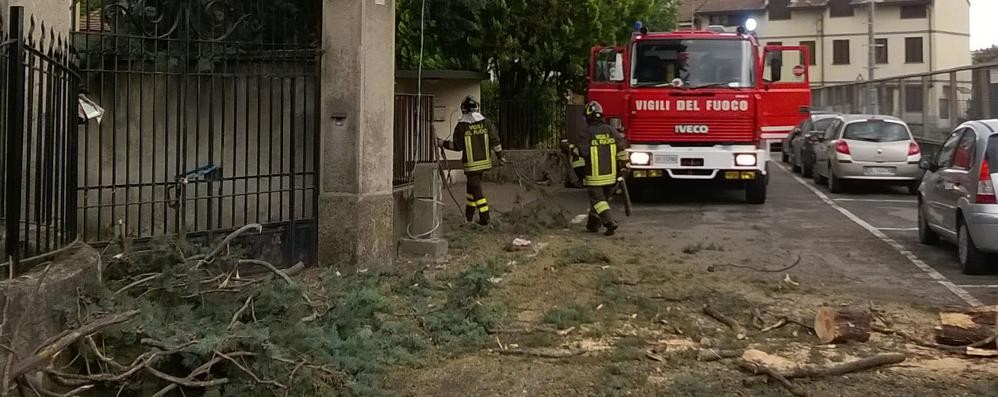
587,22,811,204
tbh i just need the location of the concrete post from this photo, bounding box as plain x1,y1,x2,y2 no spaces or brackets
318,0,395,267
399,164,447,260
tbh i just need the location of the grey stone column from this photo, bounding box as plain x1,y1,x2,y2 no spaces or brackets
318,0,395,267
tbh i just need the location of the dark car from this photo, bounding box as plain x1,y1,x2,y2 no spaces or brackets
783,112,840,177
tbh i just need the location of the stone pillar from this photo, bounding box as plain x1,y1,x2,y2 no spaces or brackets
399,164,447,260
318,0,395,267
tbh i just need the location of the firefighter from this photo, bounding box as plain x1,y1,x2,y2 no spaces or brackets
578,101,628,236
439,96,505,226
559,139,587,188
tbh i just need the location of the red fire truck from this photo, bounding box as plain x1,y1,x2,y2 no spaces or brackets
587,22,811,204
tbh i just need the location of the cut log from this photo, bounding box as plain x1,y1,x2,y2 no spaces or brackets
935,308,997,348
814,307,871,344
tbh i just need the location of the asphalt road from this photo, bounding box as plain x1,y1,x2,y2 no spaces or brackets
772,162,998,306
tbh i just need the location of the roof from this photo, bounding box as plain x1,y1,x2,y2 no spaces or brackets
838,114,906,123
679,0,933,21
395,70,488,81
678,0,765,21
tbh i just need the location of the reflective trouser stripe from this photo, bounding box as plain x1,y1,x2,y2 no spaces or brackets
479,205,490,213
585,175,616,186
475,198,488,206
617,151,629,160
594,201,610,214
572,158,585,167
467,201,477,207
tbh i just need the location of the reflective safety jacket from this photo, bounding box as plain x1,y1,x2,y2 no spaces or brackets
444,116,502,173
579,122,628,187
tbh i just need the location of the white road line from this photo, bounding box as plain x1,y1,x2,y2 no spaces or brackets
775,163,983,307
834,198,918,204
956,285,998,289
877,227,919,231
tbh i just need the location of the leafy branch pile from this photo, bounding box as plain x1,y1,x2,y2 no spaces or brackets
1,225,514,396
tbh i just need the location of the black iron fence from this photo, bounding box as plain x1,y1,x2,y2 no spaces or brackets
812,62,998,144
482,100,565,150
71,0,321,266
393,94,435,187
1,7,80,278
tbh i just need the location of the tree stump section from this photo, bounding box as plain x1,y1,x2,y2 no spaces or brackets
815,307,871,344
935,308,997,348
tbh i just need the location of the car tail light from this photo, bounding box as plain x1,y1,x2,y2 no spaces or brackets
835,140,850,155
977,159,996,204
908,142,921,156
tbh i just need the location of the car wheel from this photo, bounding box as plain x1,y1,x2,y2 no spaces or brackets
958,221,988,275
918,201,939,245
782,151,790,163
801,162,813,178
813,165,827,185
791,154,801,172
906,182,919,196
828,165,844,193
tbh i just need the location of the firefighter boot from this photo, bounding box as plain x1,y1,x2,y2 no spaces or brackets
586,214,601,233
478,209,491,226
604,221,619,236
465,205,477,223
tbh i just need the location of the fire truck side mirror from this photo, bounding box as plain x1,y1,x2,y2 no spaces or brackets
611,52,625,82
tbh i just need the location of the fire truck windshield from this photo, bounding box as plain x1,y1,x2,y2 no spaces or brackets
631,39,755,89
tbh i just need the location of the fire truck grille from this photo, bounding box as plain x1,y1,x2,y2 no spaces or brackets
629,118,755,142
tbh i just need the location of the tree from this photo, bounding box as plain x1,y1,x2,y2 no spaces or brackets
396,0,678,98
973,45,998,64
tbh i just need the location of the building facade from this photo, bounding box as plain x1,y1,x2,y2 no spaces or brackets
680,0,971,86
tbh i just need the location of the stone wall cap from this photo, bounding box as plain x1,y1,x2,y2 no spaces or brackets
396,70,489,81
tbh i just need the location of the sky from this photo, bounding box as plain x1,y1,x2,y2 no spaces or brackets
971,0,998,50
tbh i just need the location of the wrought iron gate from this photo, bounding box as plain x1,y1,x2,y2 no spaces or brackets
71,0,321,265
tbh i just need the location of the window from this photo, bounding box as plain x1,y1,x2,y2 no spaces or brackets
823,119,843,140
830,0,854,17
875,38,888,64
631,39,756,88
813,118,836,133
953,130,978,170
593,48,622,83
833,40,850,65
905,37,924,63
937,129,965,169
769,0,790,20
905,85,924,112
939,87,951,119
799,40,816,65
843,121,912,143
900,5,927,19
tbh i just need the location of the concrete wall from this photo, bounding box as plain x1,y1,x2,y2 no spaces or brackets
9,0,70,31
318,0,396,268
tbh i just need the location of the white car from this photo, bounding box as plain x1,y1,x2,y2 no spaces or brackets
812,115,923,194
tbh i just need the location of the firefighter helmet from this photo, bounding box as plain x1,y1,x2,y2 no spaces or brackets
585,101,605,122
461,96,480,113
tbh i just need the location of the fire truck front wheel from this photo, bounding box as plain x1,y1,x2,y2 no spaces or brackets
746,175,767,204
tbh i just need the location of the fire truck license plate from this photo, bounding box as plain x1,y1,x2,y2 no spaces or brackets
863,167,896,176
655,154,678,165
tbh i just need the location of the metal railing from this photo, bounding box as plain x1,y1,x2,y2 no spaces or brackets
1,7,81,278
393,94,435,187
812,62,998,144
483,100,565,150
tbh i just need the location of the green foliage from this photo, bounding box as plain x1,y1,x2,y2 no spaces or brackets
543,302,594,330
558,244,612,266
396,0,679,96
424,261,509,347
973,45,998,64
666,372,723,397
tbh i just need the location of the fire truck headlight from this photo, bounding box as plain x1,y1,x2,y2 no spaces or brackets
744,18,758,32
735,153,758,167
630,152,652,166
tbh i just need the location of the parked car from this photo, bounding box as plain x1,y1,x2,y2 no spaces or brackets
812,115,923,194
784,112,840,177
918,120,998,274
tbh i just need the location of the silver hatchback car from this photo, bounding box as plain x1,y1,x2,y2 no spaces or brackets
812,115,923,194
918,120,998,274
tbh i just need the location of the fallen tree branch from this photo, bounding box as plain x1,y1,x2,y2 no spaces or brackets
873,324,997,354
9,310,140,381
113,274,162,297
751,309,766,330
494,348,587,359
228,296,255,330
708,255,802,274
697,349,743,362
196,224,263,267
782,353,906,379
214,351,286,390
703,305,747,340
236,260,294,285
85,336,124,370
739,361,806,397
760,317,789,333
145,367,228,388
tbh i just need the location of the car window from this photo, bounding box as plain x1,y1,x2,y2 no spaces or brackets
812,118,834,133
937,129,966,169
842,121,911,142
823,120,841,139
952,130,977,170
